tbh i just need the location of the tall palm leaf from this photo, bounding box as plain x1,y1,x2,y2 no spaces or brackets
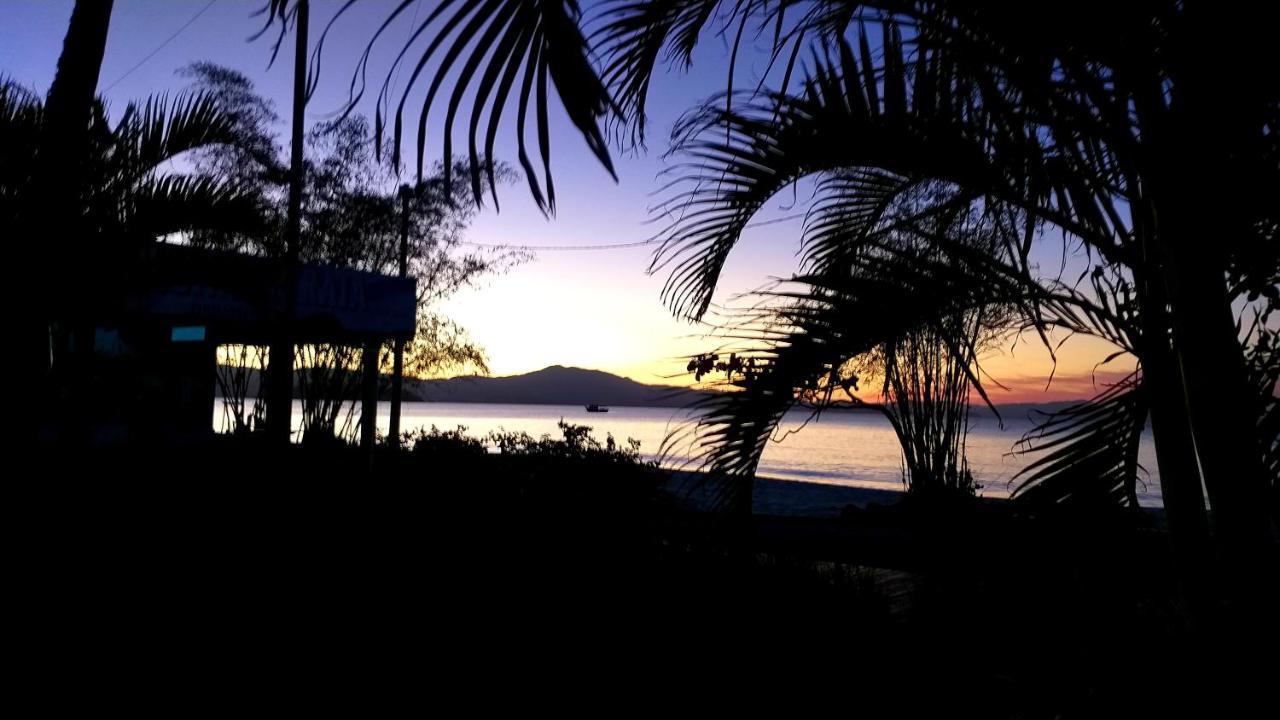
112,93,243,179
1011,373,1149,514
100,92,264,242
261,0,617,213
589,0,725,147
124,175,264,241
589,0,921,147
649,29,1069,321
0,79,44,220
0,82,263,244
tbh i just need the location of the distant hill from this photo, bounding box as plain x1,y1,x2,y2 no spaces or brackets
216,363,1092,415
404,365,707,408
213,364,706,407
968,401,1080,422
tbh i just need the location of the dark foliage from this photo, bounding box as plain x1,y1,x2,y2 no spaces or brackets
1011,373,1149,514
0,77,263,246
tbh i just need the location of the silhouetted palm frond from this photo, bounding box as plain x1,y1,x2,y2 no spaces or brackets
649,26,1038,320
286,0,619,214
590,0,724,147
0,77,42,129
127,174,264,240
0,79,43,213
672,235,1017,512
1011,373,1148,513
113,93,241,180
800,168,917,271
1,79,264,244
988,260,1143,375
591,1,930,147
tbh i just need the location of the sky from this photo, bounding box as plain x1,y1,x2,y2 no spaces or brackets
0,0,1136,402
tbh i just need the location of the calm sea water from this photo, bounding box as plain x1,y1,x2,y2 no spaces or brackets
218,401,1162,506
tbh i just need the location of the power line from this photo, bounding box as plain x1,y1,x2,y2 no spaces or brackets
461,212,809,252
387,0,423,102
102,0,218,93
462,238,659,252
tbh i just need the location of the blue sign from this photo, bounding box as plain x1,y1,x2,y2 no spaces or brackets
171,325,207,342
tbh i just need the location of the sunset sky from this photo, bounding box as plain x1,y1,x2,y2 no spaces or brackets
1,0,1136,402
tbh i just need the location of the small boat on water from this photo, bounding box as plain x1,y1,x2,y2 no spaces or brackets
585,404,609,413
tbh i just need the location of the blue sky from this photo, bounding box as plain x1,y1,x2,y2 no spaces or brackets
1,1,1130,399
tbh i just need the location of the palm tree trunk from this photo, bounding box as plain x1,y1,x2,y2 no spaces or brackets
1127,4,1275,567
1163,249,1272,543
1158,1,1275,552
36,0,114,233
1134,270,1213,624
1151,3,1278,648
23,0,114,445
1155,159,1277,701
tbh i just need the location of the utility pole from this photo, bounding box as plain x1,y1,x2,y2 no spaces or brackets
359,338,379,452
388,184,411,448
266,0,308,446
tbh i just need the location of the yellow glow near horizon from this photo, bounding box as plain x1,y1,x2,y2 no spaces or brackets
439,275,711,384
435,187,1137,403
440,262,1137,403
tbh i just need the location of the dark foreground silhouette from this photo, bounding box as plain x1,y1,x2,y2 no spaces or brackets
14,435,1274,716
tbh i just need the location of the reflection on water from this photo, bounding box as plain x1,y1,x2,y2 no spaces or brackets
216,401,1162,506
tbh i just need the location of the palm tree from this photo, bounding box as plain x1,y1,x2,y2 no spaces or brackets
2,79,265,421
259,2,1277,577
1,82,262,249
594,0,1276,556
665,197,1027,511
623,11,1275,630
17,0,114,444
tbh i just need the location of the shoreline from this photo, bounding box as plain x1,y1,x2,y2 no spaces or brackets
668,472,1168,524
665,472,906,518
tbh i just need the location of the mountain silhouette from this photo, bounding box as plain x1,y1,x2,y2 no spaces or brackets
217,364,1086,412
404,365,706,407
